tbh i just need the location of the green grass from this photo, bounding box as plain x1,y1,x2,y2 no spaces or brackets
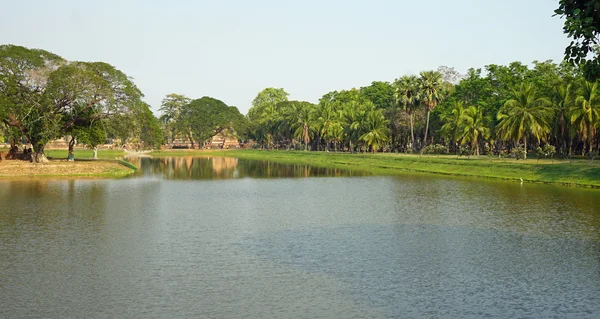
150,149,600,188
45,149,127,159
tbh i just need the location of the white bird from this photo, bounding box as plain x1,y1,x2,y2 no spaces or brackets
520,177,523,184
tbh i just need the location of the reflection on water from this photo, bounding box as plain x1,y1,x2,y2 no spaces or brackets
132,156,370,180
1,157,600,318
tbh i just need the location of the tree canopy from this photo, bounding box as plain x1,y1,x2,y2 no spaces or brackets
555,0,600,80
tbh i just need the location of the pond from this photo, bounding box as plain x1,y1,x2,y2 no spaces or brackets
1,157,599,318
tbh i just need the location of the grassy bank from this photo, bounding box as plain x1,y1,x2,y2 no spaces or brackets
0,159,135,178
0,149,136,178
150,149,600,188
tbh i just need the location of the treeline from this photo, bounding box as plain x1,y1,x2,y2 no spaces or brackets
243,61,600,160
0,45,163,161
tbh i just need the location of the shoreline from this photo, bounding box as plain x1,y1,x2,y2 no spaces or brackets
149,149,600,189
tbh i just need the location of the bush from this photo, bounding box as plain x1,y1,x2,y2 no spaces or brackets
457,145,471,158
510,146,527,160
536,144,557,162
423,144,447,155
587,151,598,163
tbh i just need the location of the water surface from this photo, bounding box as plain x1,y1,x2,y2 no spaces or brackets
1,157,599,318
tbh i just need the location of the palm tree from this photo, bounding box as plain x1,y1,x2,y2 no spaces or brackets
440,101,465,149
497,83,552,159
418,71,444,147
315,102,338,151
460,105,490,156
550,83,574,155
571,81,600,154
359,110,390,153
286,102,315,151
394,75,420,149
341,101,364,152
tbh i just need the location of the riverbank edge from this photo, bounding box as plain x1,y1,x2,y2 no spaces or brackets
0,158,137,178
149,149,600,188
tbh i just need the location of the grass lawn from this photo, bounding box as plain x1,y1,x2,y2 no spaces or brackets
45,149,127,159
149,149,600,188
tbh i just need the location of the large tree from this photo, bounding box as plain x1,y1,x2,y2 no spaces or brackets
555,0,600,81
159,93,191,143
181,96,245,147
418,70,444,147
571,80,600,153
359,109,390,153
0,45,143,161
460,105,490,156
394,75,420,149
497,83,553,159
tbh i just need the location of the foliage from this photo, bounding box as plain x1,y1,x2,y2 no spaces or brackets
0,45,144,161
181,96,245,145
497,83,553,159
555,0,600,80
536,144,557,162
422,144,447,155
159,93,191,143
360,81,395,109
511,146,527,160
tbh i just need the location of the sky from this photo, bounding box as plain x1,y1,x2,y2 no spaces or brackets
0,0,570,116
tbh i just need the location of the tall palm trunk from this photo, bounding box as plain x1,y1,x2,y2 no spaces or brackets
424,110,431,148
410,113,415,149
523,135,527,160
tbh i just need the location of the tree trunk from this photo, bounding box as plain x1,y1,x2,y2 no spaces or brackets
523,135,527,160
33,143,47,163
93,147,98,159
410,113,415,149
424,110,431,148
589,124,594,153
68,136,76,161
187,131,194,149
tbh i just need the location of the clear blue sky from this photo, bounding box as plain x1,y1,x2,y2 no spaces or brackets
0,0,569,115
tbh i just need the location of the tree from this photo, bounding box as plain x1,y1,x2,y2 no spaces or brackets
419,70,444,147
571,80,600,153
284,101,315,150
159,93,191,143
315,102,338,151
497,83,553,159
247,88,289,148
248,88,289,123
0,45,143,162
459,105,490,156
394,75,420,149
360,81,395,109
181,96,244,146
555,0,600,81
70,120,107,159
440,101,465,148
359,109,390,153
550,83,575,155
0,45,65,161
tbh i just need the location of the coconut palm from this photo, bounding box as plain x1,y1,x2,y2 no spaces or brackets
459,105,490,156
440,101,465,148
571,81,600,154
394,75,420,149
341,101,364,152
497,83,552,159
550,83,574,155
359,110,390,153
315,102,338,151
418,71,444,147
286,102,315,151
